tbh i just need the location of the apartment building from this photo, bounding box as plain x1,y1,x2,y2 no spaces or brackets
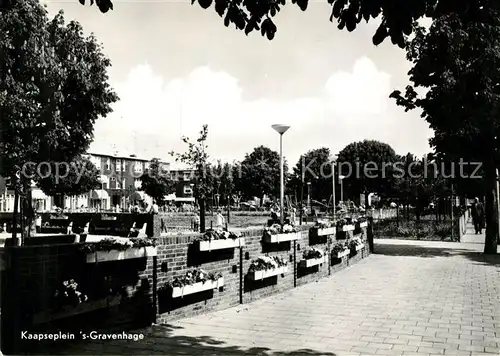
0,152,196,212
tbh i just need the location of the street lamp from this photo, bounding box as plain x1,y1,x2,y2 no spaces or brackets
307,181,311,212
272,124,290,226
338,175,345,203
329,154,337,218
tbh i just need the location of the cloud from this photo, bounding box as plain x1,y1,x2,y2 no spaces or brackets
90,56,431,167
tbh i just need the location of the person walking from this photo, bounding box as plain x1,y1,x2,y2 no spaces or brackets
215,209,225,231
471,197,485,234
192,209,200,232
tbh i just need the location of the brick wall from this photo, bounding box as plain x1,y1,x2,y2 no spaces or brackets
1,219,371,354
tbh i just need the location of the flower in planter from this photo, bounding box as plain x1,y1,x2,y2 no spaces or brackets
264,224,297,237
54,279,88,308
336,218,347,229
349,237,363,249
200,229,241,242
248,256,287,273
81,237,156,253
314,220,333,229
331,242,349,254
302,247,323,260
164,268,223,290
357,216,368,223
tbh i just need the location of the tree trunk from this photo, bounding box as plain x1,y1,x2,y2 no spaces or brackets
199,198,206,233
364,192,369,211
483,157,498,254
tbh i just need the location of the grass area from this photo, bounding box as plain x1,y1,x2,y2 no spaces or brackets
373,218,459,241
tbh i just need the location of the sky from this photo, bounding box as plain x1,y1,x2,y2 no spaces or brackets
45,0,433,169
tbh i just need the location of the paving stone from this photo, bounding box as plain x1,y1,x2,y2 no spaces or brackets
43,239,500,356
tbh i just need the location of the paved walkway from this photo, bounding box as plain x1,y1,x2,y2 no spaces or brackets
460,220,486,244
49,239,500,355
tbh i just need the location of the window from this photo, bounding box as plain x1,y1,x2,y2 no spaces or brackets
134,162,143,173
122,178,126,189
90,156,101,170
122,162,127,172
105,158,111,170
116,160,121,172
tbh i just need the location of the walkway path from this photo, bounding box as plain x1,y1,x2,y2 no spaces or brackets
50,239,500,355
460,219,486,244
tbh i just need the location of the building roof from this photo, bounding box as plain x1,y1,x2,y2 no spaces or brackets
86,151,169,163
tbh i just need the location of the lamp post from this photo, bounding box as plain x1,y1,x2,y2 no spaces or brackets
272,124,291,226
307,181,311,212
299,165,304,225
339,175,345,204
330,154,337,219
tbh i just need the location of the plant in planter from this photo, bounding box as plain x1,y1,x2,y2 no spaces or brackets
80,237,156,253
248,255,287,273
199,229,241,241
336,218,348,229
161,268,224,298
302,247,323,260
349,237,364,251
357,216,367,224
264,223,297,237
165,268,223,289
53,279,88,308
313,220,333,229
331,242,350,258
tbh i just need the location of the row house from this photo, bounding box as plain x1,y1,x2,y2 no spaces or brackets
0,152,197,212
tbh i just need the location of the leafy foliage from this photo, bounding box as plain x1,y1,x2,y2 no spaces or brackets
66,0,500,48
290,147,333,203
81,237,156,253
0,2,117,181
390,9,500,253
36,156,101,197
248,256,287,272
337,140,397,205
238,145,287,201
163,268,223,289
170,125,214,200
139,158,173,206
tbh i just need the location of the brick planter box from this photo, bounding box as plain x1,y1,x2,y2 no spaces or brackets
171,277,224,298
311,227,336,236
262,232,300,243
32,295,122,325
299,256,326,268
198,238,245,251
85,246,157,263
333,249,350,259
248,266,288,280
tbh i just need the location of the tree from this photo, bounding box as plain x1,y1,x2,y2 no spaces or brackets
290,147,333,206
0,0,118,241
65,0,496,49
36,156,101,198
170,125,213,232
390,10,500,254
139,158,174,207
212,161,236,206
239,145,287,206
336,140,397,208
